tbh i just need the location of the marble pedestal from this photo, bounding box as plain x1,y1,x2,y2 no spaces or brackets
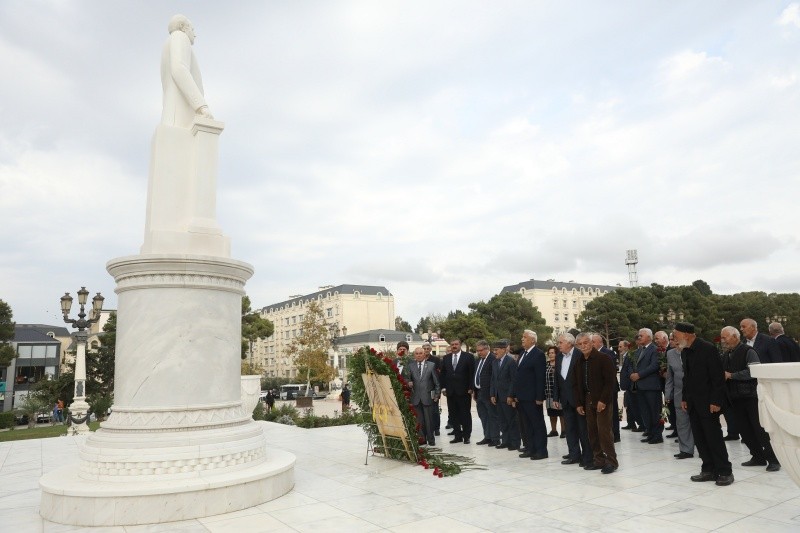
39,254,295,525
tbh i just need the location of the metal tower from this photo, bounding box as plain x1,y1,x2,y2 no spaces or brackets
625,249,639,287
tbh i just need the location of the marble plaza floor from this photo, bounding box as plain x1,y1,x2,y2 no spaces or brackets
3,406,800,532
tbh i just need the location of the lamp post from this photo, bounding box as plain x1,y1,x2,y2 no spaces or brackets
60,287,104,435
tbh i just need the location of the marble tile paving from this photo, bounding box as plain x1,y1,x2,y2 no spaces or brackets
2,405,800,532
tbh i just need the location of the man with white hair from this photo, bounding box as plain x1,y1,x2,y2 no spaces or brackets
770,322,800,363
739,318,782,364
630,328,664,444
720,326,780,472
513,330,548,460
555,333,592,467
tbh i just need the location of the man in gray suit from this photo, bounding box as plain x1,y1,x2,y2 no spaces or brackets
490,340,520,450
665,332,694,459
630,328,664,444
407,347,440,446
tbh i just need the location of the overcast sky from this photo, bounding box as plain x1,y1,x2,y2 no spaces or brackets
2,1,799,328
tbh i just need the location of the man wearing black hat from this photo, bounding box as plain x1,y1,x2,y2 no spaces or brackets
676,322,734,486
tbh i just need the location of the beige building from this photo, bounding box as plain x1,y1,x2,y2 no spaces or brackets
501,279,621,336
256,284,395,379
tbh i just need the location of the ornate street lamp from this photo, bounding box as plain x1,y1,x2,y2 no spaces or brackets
61,287,104,435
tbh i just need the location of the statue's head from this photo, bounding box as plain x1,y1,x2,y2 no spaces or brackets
168,14,195,44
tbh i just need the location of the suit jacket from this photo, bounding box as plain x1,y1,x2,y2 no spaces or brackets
752,332,782,363
553,348,580,407
408,360,440,406
634,343,661,391
490,354,517,401
776,334,800,363
682,337,726,416
441,351,475,395
573,348,616,408
619,352,634,391
473,354,495,401
513,346,546,402
664,348,685,404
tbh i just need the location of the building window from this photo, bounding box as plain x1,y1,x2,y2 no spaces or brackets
572,299,577,308
379,334,386,342
406,334,412,342
563,299,567,308
326,308,333,318
564,313,569,322
554,315,560,322
553,298,558,308
46,332,55,338
354,291,360,299
292,316,296,324
574,314,578,322
377,292,382,299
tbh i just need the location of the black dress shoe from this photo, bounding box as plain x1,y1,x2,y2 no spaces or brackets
434,430,440,436
427,440,435,446
562,454,571,459
475,438,491,445
507,446,519,451
519,452,532,458
491,440,501,446
674,452,693,459
691,471,716,482
561,458,580,465
621,425,635,430
723,434,740,441
463,439,470,444
631,427,644,432
715,474,734,486
640,437,651,442
560,433,566,438
530,453,548,460
495,443,508,449
449,437,463,444
584,464,602,470
547,431,558,437
601,464,617,474
767,463,781,472
518,447,528,454
447,431,455,436
445,424,452,429
666,432,678,438
648,437,664,444
741,458,767,467
614,437,621,443
642,432,650,438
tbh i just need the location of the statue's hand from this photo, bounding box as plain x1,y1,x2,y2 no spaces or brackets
197,105,214,119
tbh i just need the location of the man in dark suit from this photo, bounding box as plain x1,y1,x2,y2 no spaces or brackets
618,340,642,431
440,338,475,444
407,347,440,446
740,318,782,363
574,333,618,474
554,333,592,466
630,328,664,444
473,340,499,445
513,329,548,460
769,322,800,363
592,333,620,442
490,339,520,450
422,342,443,436
678,321,733,486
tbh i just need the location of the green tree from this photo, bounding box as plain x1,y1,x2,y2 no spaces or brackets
394,316,413,333
469,292,552,345
86,312,116,400
438,314,492,350
241,295,274,368
414,313,445,335
286,301,335,392
0,300,16,368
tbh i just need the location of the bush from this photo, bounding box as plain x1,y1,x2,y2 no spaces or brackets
88,394,113,421
252,401,265,420
276,414,295,425
0,412,15,429
265,403,299,423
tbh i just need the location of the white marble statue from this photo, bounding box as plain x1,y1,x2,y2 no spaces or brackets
161,14,213,128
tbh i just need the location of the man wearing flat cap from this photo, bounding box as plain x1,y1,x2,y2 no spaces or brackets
676,322,734,486
490,340,521,450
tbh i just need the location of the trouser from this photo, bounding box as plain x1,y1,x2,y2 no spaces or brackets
497,399,520,447
432,399,441,431
584,393,618,467
640,390,664,438
517,400,548,457
674,396,695,454
563,404,591,463
722,401,739,437
733,397,779,464
475,394,500,441
414,402,436,443
612,392,620,439
446,393,472,439
689,406,731,476
624,390,642,427
668,400,677,428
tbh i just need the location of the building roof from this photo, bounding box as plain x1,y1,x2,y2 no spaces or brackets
337,329,423,344
13,326,62,344
501,278,621,294
261,284,392,313
14,324,71,337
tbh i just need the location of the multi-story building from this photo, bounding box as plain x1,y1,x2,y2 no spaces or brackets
257,284,395,379
501,279,621,336
1,325,64,412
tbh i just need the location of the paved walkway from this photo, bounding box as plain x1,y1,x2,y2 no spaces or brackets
2,402,800,532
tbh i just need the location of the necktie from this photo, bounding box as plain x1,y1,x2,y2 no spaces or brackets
418,362,422,373
453,354,459,369
519,350,528,364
